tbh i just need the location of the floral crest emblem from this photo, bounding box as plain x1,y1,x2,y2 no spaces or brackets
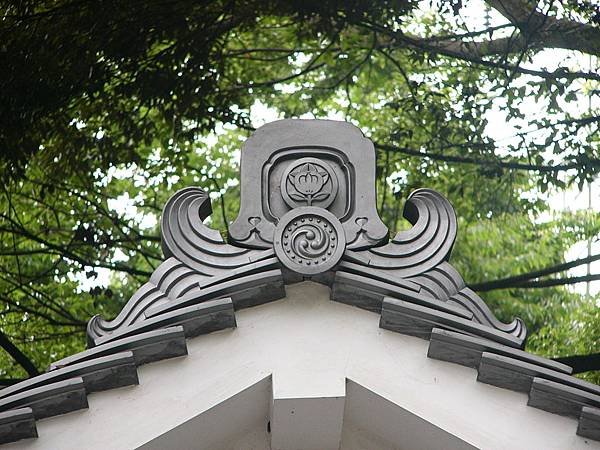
281,158,338,208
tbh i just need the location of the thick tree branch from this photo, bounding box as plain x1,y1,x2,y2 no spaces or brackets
477,273,600,290
0,328,39,377
485,0,600,55
486,0,538,23
471,253,600,291
554,353,600,374
366,22,600,81
364,0,600,82
411,34,529,58
413,0,600,59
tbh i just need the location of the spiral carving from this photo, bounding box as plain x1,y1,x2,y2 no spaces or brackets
274,207,345,275
286,220,333,262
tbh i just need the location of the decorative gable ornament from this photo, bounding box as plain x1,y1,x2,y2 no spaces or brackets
1,120,599,449
87,119,526,347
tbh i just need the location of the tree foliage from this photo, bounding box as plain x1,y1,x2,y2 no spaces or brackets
0,0,599,382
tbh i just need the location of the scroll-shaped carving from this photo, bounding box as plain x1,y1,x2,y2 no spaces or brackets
345,189,457,277
341,188,526,343
87,187,281,345
161,187,273,271
87,119,527,349
408,262,526,339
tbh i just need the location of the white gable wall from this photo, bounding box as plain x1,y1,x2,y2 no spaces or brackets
4,282,597,450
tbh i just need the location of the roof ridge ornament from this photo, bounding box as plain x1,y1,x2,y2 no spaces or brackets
229,119,388,249
86,119,527,348
11,120,600,448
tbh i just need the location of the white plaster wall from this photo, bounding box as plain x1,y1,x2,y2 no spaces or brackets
5,281,599,450
341,380,477,450
140,377,271,450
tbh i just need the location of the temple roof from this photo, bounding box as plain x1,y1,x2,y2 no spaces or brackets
0,120,598,447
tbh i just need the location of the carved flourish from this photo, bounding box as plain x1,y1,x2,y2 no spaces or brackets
87,186,279,345
86,121,527,350
274,207,345,275
161,187,272,271
341,188,527,344
281,158,338,208
345,189,457,277
407,262,526,340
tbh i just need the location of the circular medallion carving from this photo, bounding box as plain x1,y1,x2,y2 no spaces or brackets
274,207,346,275
281,158,338,209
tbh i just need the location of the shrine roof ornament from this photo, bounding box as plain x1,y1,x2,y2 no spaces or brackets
1,119,599,446
86,119,525,346
229,120,387,251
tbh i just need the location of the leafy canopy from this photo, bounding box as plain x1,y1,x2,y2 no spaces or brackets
0,0,599,382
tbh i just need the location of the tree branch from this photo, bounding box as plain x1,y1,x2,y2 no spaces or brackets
0,328,39,377
485,0,600,55
379,29,600,81
401,0,600,60
0,218,152,278
554,353,600,374
362,0,600,82
236,126,600,174
373,142,600,173
362,22,600,81
478,273,600,290
471,253,600,291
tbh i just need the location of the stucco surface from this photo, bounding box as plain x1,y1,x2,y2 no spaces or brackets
4,282,597,450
